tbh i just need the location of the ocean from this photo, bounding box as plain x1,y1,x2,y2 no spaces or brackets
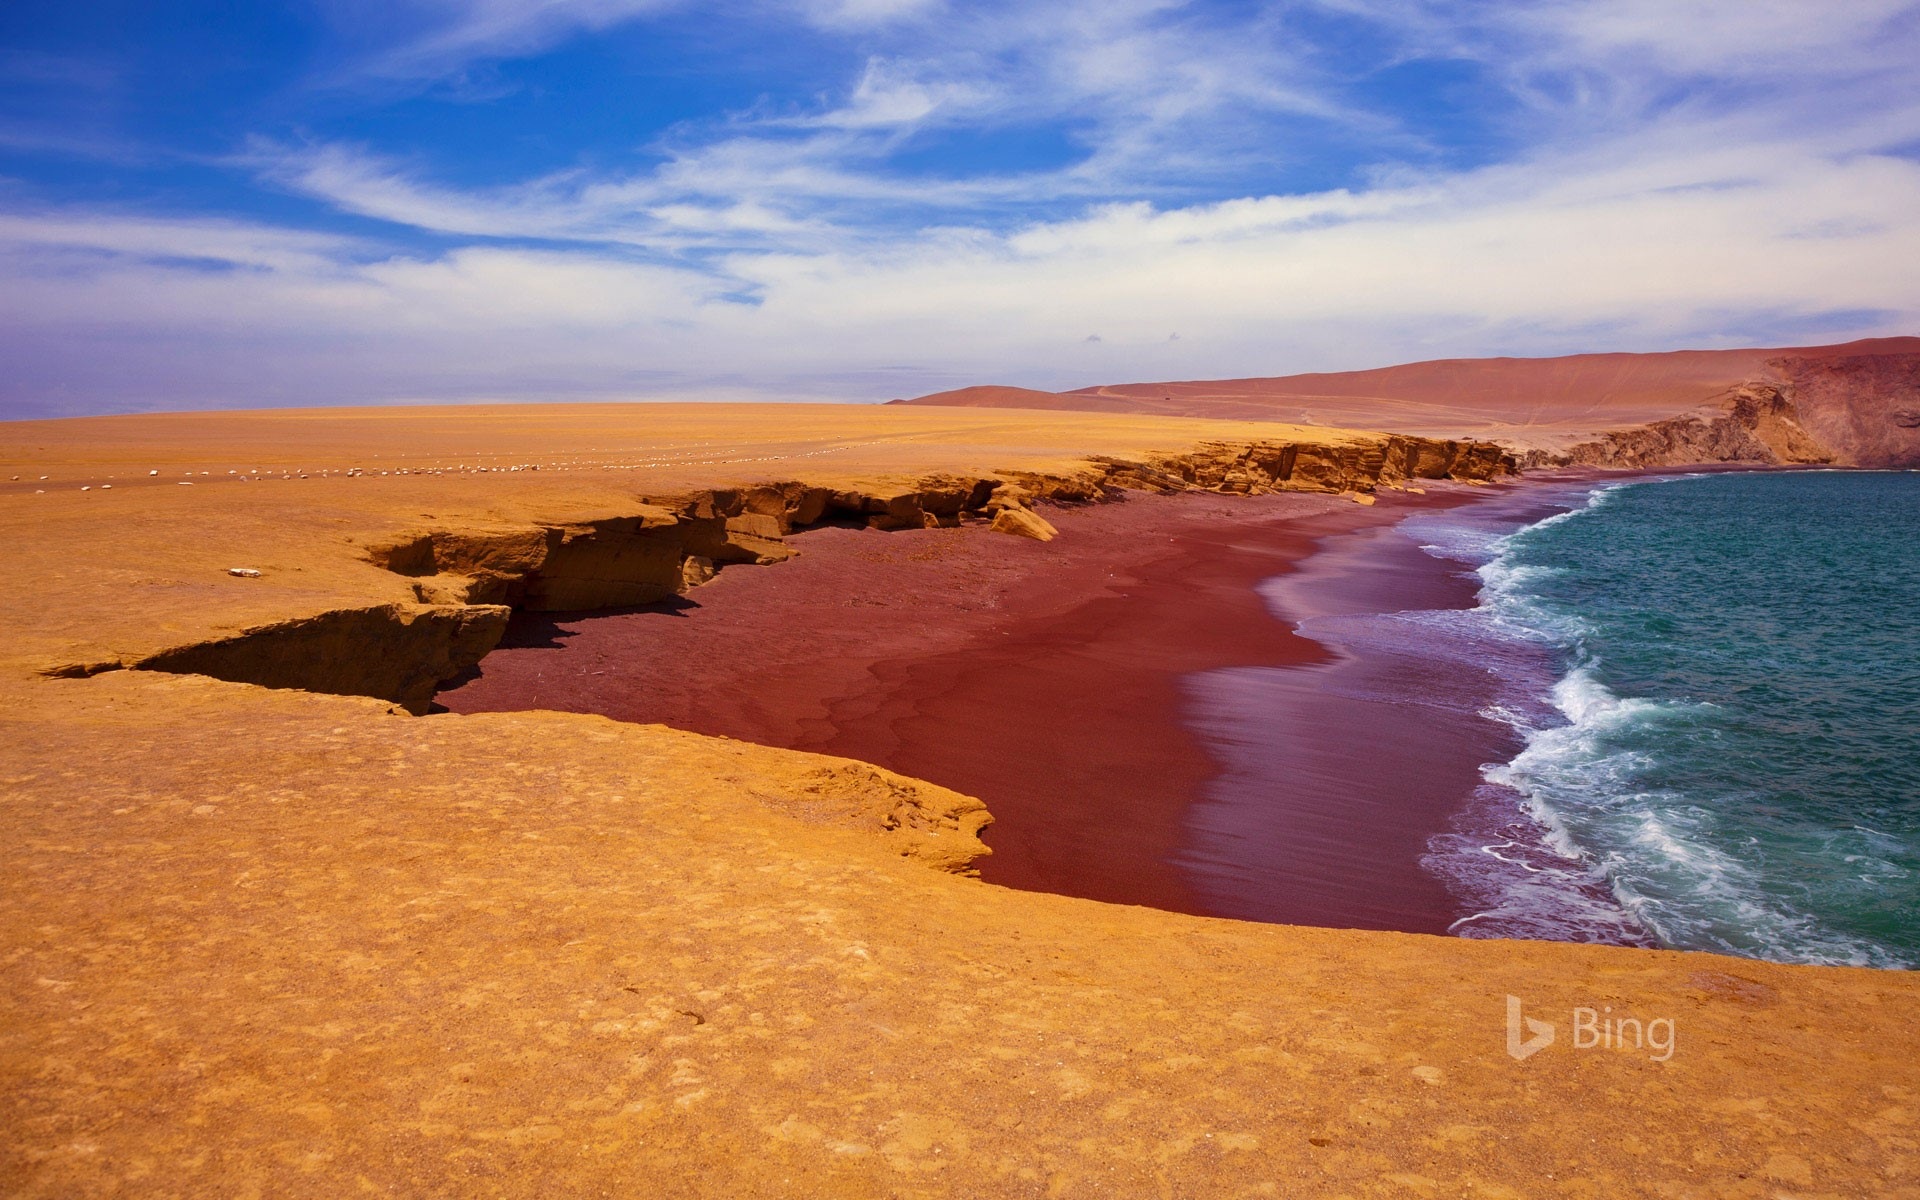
1406,471,1920,968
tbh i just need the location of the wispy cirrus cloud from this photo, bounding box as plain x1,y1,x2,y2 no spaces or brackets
3,0,1919,416
0,210,362,272
252,1,1390,253
320,0,944,83
1520,0,1920,76
322,0,680,79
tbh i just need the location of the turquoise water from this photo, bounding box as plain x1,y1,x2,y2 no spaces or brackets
1429,471,1920,967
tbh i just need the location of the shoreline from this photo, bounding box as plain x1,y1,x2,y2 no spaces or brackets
1429,469,1920,966
11,394,1920,1195
442,478,1573,930
1174,475,1638,935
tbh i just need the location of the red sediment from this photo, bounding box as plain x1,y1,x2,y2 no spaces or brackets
438,486,1507,928
1177,510,1511,932
900,336,1920,449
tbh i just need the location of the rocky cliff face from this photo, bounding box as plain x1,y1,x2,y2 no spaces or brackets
1769,350,1920,468
117,431,1514,713
1551,383,1836,469
1548,350,1920,470
134,603,512,715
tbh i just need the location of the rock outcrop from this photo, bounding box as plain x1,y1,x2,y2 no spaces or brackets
1544,348,1920,470
898,337,1920,470
1550,383,1837,469
111,431,1438,709
133,603,512,714
989,506,1058,541
113,431,1513,714
736,758,993,875
1767,350,1920,468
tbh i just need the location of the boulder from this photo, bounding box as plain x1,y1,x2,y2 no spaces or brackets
989,507,1058,542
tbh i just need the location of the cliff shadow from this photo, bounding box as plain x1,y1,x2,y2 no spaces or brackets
427,596,703,707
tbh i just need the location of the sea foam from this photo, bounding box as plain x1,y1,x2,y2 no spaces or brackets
1420,472,1919,967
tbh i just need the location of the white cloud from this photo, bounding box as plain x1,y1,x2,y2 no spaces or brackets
254,1,1379,252
1532,0,1918,76
0,211,360,272
6,122,1917,414
789,0,942,30
348,0,680,78
725,142,1920,350
330,0,942,80
6,1,1920,414
783,58,986,130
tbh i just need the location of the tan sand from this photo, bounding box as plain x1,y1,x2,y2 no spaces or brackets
3,403,1918,1197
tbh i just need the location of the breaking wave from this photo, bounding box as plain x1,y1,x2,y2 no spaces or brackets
1415,473,1919,967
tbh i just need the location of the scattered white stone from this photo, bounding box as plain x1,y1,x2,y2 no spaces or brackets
99,484,111,490
228,568,263,578
178,481,194,485
81,486,91,491
148,470,158,476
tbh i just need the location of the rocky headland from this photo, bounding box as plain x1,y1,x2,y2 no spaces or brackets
902,335,1920,471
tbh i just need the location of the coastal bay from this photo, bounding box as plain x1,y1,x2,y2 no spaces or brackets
441,480,1585,935
7,401,1918,1195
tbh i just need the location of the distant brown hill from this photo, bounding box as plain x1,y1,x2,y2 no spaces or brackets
899,337,1920,468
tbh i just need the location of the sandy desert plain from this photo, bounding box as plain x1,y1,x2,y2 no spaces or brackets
5,342,1920,1198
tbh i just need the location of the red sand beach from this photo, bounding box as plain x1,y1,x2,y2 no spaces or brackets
440,483,1552,931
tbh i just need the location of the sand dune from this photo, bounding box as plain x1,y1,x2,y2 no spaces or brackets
895,384,1133,413
903,336,1920,464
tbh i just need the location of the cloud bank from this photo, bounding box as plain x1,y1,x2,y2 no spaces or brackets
2,0,1917,415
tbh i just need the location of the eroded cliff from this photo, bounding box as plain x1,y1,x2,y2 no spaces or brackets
108,432,1514,719
1549,382,1837,469
899,338,1920,472
1516,347,1920,470
1769,349,1920,468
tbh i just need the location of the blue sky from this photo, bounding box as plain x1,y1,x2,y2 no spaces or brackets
2,0,1918,416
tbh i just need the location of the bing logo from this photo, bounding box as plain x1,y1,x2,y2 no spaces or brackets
1505,995,1675,1062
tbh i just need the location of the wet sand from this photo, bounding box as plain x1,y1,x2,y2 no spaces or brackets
440,483,1533,929
1177,488,1595,933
